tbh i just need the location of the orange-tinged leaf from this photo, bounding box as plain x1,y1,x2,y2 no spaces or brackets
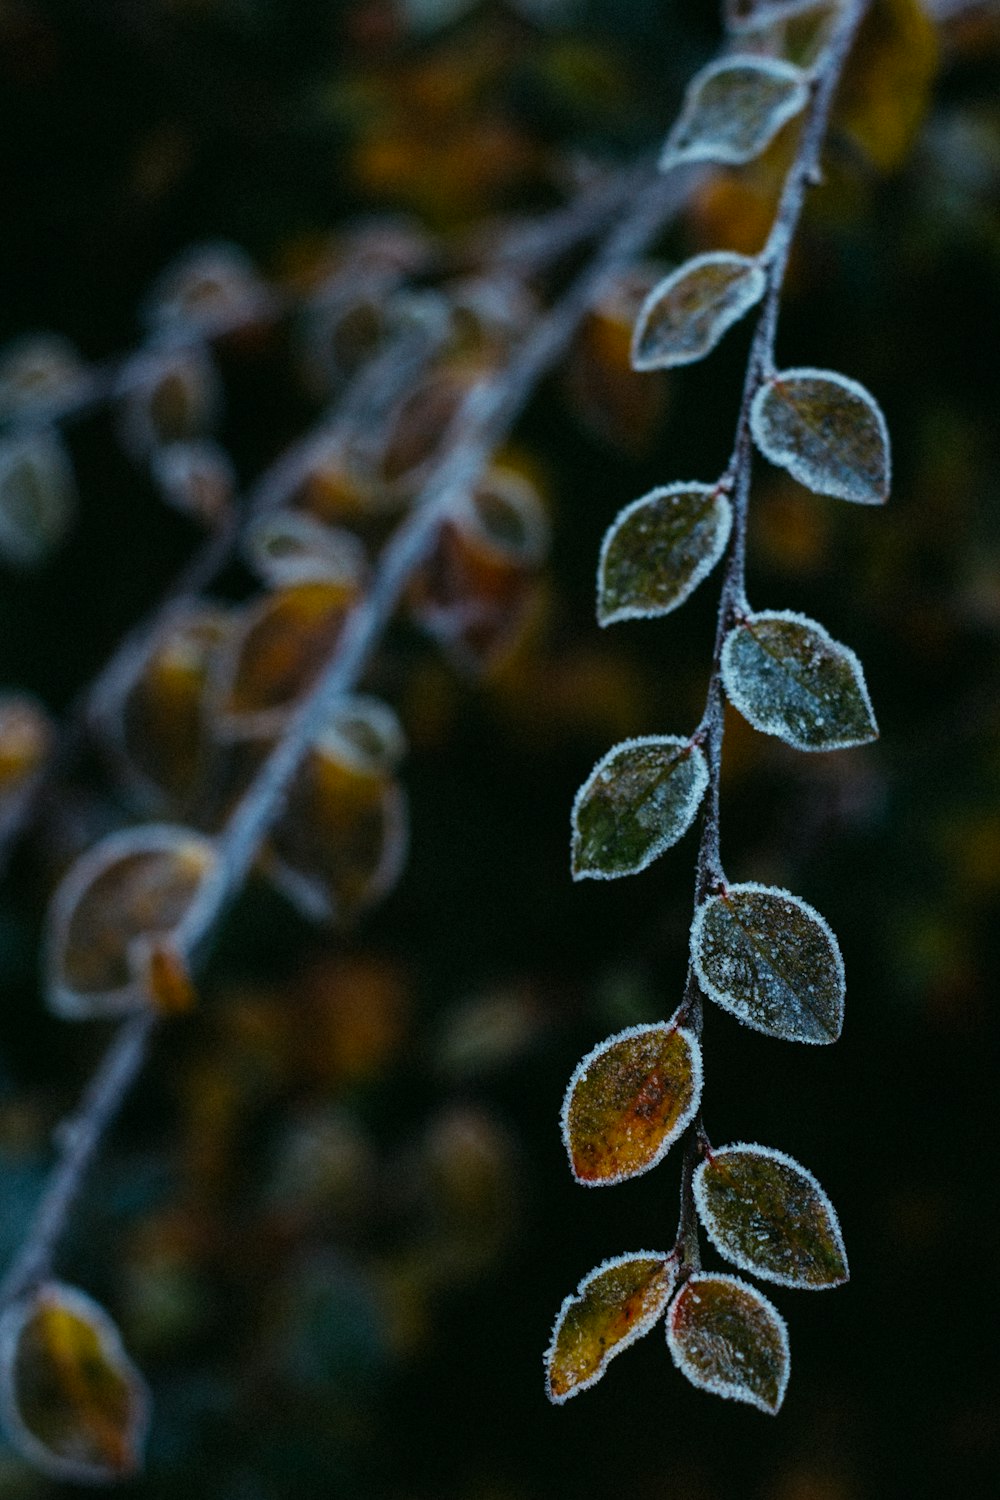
136,936,199,1016
0,694,52,794
834,0,938,173
45,824,217,1019
0,1283,150,1483
213,579,361,740
667,1272,789,1413
561,1021,702,1185
266,697,408,925
545,1253,677,1403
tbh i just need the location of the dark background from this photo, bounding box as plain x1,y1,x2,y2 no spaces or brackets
0,2,998,1497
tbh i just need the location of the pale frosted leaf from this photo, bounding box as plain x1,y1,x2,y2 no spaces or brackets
632,254,766,370
598,484,731,626
660,56,809,169
0,334,91,423
143,241,270,335
725,0,829,33
561,1021,702,1184
0,1283,150,1482
45,824,218,1019
571,735,708,879
243,511,368,589
721,609,877,751
750,367,890,503
667,1273,789,1414
691,881,844,1043
694,1143,849,1288
0,430,76,567
545,1253,677,1403
150,439,235,527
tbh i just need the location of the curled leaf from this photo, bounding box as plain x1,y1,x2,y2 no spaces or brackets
750,367,890,504
691,881,845,1043
545,1253,677,1403
561,1020,702,1185
694,1142,848,1289
660,56,809,170
143,241,270,336
266,696,408,925
0,1282,150,1482
150,439,235,527
45,824,217,1019
117,344,221,461
0,429,77,568
721,608,878,751
243,511,369,590
631,254,766,370
597,483,731,626
571,735,708,880
666,1273,789,1414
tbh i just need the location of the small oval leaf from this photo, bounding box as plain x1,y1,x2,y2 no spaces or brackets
632,254,767,370
750,367,890,504
660,56,810,170
598,483,732,626
45,824,218,1019
0,1282,150,1482
694,1143,849,1289
571,735,708,880
0,429,77,568
721,608,877,751
561,1020,703,1185
691,881,844,1043
666,1273,789,1414
545,1253,677,1403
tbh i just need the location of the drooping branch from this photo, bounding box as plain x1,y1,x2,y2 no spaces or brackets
0,161,699,1312
674,0,872,1264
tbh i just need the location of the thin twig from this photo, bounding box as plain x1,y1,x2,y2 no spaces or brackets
0,163,698,1310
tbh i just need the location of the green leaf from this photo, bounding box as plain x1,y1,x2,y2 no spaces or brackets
571,735,708,879
691,881,845,1043
545,1253,677,1403
694,1143,849,1289
0,1282,150,1483
0,430,77,568
561,1020,702,1184
597,484,732,626
721,609,878,751
660,56,810,170
750,367,891,504
666,1273,789,1414
632,254,767,370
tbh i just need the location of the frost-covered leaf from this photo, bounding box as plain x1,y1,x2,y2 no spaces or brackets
45,824,218,1019
725,0,828,33
545,1253,677,1403
750,368,890,504
571,735,708,880
660,56,809,169
694,1143,849,1288
266,697,408,925
0,429,76,567
212,579,361,740
0,1282,150,1482
150,440,235,527
243,512,369,590
666,1273,789,1414
117,345,221,461
597,484,732,626
0,334,91,423
143,241,270,335
691,881,844,1043
721,609,877,751
632,254,766,370
561,1021,702,1184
